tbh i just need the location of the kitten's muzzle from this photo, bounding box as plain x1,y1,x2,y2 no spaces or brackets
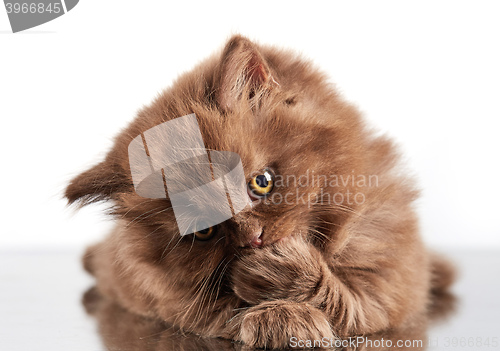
241,230,263,248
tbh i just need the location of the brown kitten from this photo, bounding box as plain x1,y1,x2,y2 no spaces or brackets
66,35,455,349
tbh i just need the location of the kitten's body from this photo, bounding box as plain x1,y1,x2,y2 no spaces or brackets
67,35,454,348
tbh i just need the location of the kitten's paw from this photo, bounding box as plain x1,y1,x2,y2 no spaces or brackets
232,236,328,304
235,300,335,349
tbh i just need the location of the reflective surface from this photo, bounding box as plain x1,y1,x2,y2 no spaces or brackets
1,249,499,350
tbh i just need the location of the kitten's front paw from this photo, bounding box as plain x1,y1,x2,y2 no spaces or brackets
235,300,335,349
232,236,327,304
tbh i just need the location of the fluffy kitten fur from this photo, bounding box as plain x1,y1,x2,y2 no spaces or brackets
66,35,454,349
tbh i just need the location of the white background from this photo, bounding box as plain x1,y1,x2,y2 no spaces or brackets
1,1,499,250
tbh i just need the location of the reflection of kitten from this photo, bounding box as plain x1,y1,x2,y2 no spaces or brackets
66,35,455,349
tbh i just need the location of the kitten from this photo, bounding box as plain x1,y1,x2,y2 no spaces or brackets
66,35,454,349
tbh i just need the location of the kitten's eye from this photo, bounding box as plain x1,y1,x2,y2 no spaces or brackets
194,226,217,241
248,170,274,198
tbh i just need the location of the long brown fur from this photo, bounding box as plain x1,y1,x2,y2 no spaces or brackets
66,35,455,349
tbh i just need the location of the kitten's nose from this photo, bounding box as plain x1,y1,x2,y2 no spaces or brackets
248,233,263,248
243,230,263,248
234,216,264,248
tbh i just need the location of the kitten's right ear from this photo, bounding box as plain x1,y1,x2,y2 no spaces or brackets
217,35,279,111
65,159,130,207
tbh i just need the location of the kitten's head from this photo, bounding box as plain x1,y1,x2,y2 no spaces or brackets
66,35,369,301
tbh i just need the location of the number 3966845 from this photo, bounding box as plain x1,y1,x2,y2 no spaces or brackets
5,2,61,14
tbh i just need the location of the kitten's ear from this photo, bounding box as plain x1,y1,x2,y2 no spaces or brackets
217,35,279,111
65,159,130,207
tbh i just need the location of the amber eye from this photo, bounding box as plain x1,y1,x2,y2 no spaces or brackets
194,226,216,241
248,170,274,198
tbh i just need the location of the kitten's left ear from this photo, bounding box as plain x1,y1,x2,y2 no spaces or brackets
65,159,130,207
217,35,279,111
